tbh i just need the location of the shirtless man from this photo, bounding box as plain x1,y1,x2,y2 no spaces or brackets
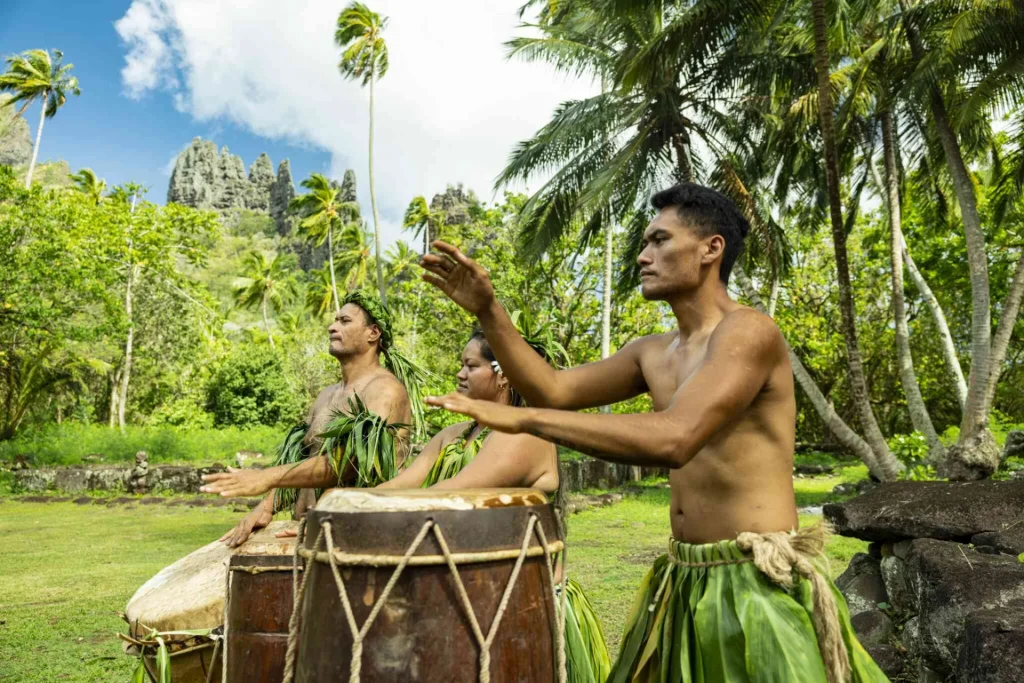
203,293,412,547
420,183,886,683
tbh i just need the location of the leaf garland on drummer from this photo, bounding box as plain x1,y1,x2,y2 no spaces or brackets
342,290,433,438
271,422,311,512
319,394,408,487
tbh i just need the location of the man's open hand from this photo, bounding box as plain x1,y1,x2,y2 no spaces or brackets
220,502,273,548
426,392,528,434
419,241,495,316
201,467,272,498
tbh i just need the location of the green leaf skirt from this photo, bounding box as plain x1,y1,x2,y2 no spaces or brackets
607,537,890,683
564,578,612,683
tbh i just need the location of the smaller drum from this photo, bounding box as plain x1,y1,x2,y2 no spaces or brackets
123,520,298,683
290,488,565,683
225,553,300,683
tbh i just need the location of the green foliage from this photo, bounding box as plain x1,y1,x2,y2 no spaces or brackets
0,423,280,466
205,346,302,428
319,395,404,486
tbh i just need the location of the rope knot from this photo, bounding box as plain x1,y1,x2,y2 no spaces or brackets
737,525,850,683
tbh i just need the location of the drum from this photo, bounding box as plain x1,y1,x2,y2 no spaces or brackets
288,488,565,683
225,553,299,683
122,520,298,683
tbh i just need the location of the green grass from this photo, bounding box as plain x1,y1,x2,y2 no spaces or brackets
792,464,869,508
0,481,866,681
0,423,283,467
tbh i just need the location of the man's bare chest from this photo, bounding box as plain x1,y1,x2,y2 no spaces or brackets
641,342,709,410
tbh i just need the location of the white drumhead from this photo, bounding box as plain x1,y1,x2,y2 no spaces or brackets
124,520,298,635
315,488,549,513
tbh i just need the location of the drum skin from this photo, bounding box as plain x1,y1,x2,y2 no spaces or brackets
123,520,298,683
294,489,562,683
226,554,299,683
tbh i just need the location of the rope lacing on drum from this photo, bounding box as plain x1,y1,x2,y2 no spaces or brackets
281,513,568,683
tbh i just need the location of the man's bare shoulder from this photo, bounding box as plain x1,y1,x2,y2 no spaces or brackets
710,307,786,357
623,330,678,356
360,369,409,402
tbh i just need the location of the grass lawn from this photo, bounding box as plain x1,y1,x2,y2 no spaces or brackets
0,473,865,681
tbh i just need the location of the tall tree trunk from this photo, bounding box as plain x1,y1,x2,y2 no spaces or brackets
734,266,886,477
982,252,1024,414
812,0,902,480
870,163,966,406
882,112,945,460
673,132,694,183
25,93,47,189
262,293,275,349
767,274,781,318
600,208,615,416
117,265,140,432
108,369,120,428
327,221,340,312
901,0,998,478
368,59,387,305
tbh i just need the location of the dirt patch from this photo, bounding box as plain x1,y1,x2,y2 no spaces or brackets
18,496,54,503
139,497,166,505
108,497,136,505
619,550,662,566
50,497,71,503
73,497,92,505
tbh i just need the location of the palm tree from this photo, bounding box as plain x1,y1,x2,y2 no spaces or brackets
290,173,359,313
810,0,903,481
0,49,80,188
336,2,389,305
70,168,106,205
234,251,299,349
306,265,338,319
402,195,445,253
335,220,374,291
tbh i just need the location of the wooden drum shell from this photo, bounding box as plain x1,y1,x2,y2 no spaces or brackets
226,554,299,683
294,494,562,683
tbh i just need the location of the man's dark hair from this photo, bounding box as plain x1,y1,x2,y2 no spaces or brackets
650,183,750,285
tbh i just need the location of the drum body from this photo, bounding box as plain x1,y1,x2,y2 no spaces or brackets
123,520,298,683
225,554,299,683
294,489,563,683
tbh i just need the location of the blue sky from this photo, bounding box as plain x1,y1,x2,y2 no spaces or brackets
0,0,594,246
0,0,331,204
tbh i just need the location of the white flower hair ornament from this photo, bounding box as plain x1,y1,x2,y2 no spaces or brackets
490,360,503,375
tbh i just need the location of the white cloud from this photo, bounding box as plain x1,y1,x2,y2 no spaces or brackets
115,0,596,247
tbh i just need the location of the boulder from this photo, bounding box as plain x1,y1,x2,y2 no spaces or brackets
835,553,888,617
851,609,894,647
863,644,904,679
880,556,913,613
824,480,1024,543
956,607,1024,683
971,528,1024,556
941,429,1002,481
1004,430,1024,461
793,463,834,475
906,539,1024,675
903,615,921,658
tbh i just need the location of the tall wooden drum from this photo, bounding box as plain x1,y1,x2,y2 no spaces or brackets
287,488,565,683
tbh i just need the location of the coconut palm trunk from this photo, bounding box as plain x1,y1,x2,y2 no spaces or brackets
812,0,902,480
881,111,944,460
262,293,275,349
982,252,1024,413
116,264,139,432
327,222,340,311
368,53,386,305
25,91,47,188
733,266,885,475
900,0,999,477
869,163,966,407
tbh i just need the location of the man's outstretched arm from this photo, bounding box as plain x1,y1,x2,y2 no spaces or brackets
421,240,647,409
427,310,784,469
201,376,411,498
